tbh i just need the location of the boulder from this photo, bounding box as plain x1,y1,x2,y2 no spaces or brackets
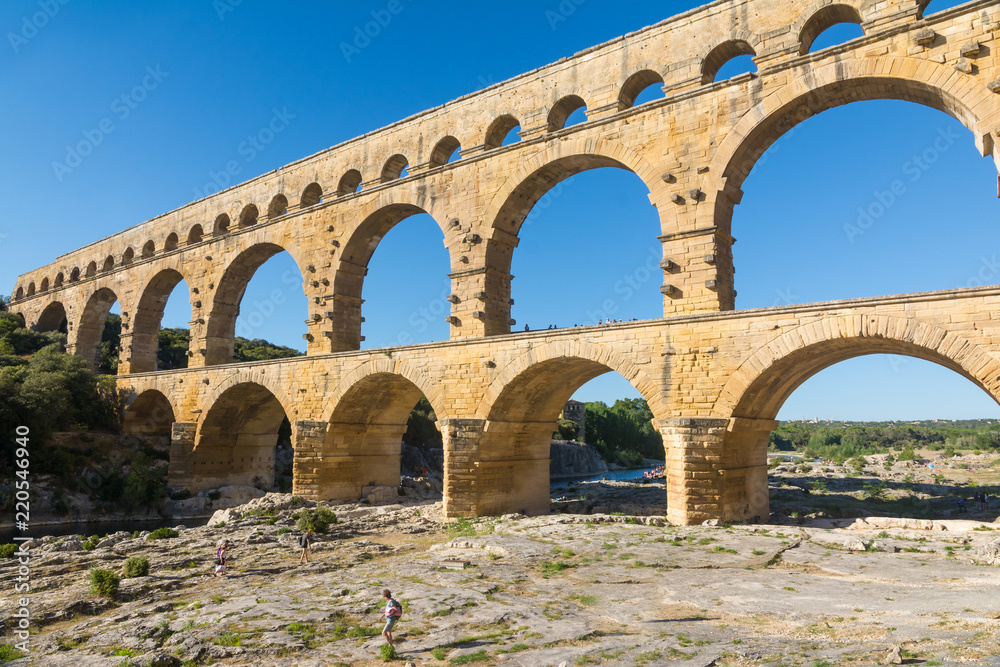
550,441,608,478
216,485,267,505
362,485,401,505
882,645,902,665
844,538,868,552
973,538,1000,565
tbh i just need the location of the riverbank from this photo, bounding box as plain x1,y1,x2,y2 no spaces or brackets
5,490,1000,666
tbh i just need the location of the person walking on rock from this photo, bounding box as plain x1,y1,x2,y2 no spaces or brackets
377,588,403,648
298,529,314,564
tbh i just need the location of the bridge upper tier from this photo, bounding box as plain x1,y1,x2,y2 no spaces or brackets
9,0,1000,372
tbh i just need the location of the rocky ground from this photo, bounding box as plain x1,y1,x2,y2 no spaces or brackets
5,453,1000,666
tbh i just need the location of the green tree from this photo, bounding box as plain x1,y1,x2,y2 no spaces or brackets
234,337,302,362
157,328,190,370
402,397,442,448
96,314,121,375
553,419,579,441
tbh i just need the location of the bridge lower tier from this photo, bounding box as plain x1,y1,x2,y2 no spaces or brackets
119,285,1000,524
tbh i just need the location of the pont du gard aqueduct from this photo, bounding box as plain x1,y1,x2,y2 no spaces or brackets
9,0,1000,525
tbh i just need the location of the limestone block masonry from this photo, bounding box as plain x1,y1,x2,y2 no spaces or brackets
10,0,1000,524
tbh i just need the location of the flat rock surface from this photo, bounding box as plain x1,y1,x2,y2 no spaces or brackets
4,493,1000,666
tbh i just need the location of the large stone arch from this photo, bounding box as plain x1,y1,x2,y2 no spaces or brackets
459,339,664,517
33,301,68,333
298,358,448,501
717,314,1000,421
203,239,308,365
198,367,299,426
122,388,177,438
187,381,294,492
320,357,447,422
328,193,452,351
480,139,668,336
686,313,1000,526
484,138,666,236
700,55,1000,238
73,287,120,370
126,266,193,373
476,338,664,420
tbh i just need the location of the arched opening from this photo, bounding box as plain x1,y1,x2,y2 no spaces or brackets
618,69,665,110
35,301,68,334
799,4,864,54
478,356,661,516
213,213,230,236
268,194,288,219
728,94,998,309
85,263,96,278
919,0,969,18
702,40,757,83
380,154,409,182
102,256,115,272
76,287,121,373
187,224,204,245
69,267,80,282
122,248,135,265
547,95,587,132
190,383,289,492
26,283,35,297
337,170,363,195
15,287,24,300
238,204,259,229
721,332,1000,523
204,243,307,365
55,273,65,287
487,154,662,332
485,115,521,148
39,278,49,292
129,269,192,373
164,233,179,252
429,136,461,167
334,204,449,350
141,240,155,258
122,389,175,438
301,182,323,208
318,373,443,501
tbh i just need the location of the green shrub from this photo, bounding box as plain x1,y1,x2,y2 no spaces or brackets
0,543,17,558
82,535,100,551
123,556,149,578
147,528,179,541
450,649,490,664
88,568,119,599
380,643,398,661
293,506,337,533
0,645,26,661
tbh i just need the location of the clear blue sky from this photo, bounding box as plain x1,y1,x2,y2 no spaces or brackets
2,0,995,421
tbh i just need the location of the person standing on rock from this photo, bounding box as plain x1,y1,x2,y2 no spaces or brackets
215,539,229,577
377,588,402,649
298,529,314,564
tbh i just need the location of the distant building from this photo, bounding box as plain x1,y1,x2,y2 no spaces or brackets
561,400,585,442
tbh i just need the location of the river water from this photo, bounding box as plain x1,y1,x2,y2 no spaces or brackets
1,516,209,544
551,466,660,487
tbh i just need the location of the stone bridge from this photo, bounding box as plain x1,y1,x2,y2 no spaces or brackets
8,0,1000,524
